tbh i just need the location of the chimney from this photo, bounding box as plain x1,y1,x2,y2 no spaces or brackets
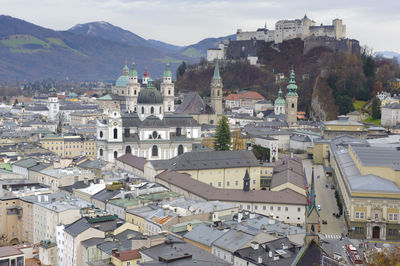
238,211,243,223
269,251,273,258
258,257,263,264
249,212,256,219
251,241,259,250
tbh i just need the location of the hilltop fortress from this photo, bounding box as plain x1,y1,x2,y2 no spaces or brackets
207,15,359,63
236,15,346,44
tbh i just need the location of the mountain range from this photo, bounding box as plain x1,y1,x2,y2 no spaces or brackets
0,15,234,82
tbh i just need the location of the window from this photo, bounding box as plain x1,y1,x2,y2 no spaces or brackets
235,181,238,186
263,206,266,210
113,128,118,139
159,106,162,113
217,90,220,96
227,181,230,187
255,205,258,210
152,131,158,139
292,103,294,108
134,90,137,95
151,106,154,114
99,149,103,156
168,90,171,95
125,146,131,154
218,182,221,187
278,207,281,211
141,106,144,114
152,145,158,156
253,180,256,185
247,205,251,210
178,145,184,155
114,151,118,159
285,207,288,211
375,213,379,219
99,131,103,138
270,206,273,211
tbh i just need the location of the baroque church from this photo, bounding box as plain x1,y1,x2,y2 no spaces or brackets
96,61,202,162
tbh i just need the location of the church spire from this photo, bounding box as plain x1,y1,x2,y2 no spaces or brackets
286,67,298,96
307,166,316,215
130,59,138,77
163,60,172,78
211,60,222,87
122,60,129,76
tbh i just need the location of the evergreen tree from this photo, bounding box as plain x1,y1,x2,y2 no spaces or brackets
371,97,381,119
176,61,187,80
214,116,231,151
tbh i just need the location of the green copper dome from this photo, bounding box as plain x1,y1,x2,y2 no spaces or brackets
116,75,129,87
138,87,163,104
286,68,298,97
274,88,286,106
163,62,172,78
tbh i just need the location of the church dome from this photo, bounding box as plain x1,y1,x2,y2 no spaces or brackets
116,75,129,87
274,97,286,106
137,88,163,104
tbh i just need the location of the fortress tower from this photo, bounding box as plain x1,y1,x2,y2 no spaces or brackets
210,60,223,116
285,68,298,124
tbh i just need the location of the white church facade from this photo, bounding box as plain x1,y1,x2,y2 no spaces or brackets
96,62,202,162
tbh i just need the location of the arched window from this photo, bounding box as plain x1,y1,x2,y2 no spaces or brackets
134,107,137,112
159,106,162,113
134,90,137,95
292,103,295,108
210,120,214,125
99,131,103,138
141,106,144,114
99,149,103,156
125,146,131,154
217,90,220,96
114,151,118,159
151,107,154,114
113,128,118,139
178,145,184,155
121,90,124,95
152,131,158,139
168,90,171,95
168,107,171,111
152,145,158,156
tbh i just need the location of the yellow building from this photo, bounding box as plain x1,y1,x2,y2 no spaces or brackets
110,250,142,266
328,136,400,240
323,115,366,139
144,150,273,190
40,134,96,158
0,197,22,245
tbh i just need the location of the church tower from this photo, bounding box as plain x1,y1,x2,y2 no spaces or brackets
161,62,175,113
47,87,59,121
126,60,141,113
305,167,320,246
210,60,223,116
285,68,298,124
274,87,286,115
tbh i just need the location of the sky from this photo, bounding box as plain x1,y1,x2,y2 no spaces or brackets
1,0,400,53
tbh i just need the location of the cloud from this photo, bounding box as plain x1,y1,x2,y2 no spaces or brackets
0,0,399,52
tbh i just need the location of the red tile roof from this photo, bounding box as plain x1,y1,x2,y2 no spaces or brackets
226,91,265,101
113,249,142,261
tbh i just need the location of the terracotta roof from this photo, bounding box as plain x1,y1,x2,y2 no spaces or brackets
113,249,141,261
226,91,265,101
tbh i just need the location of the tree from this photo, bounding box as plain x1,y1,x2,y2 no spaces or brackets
252,145,270,162
214,116,231,151
371,98,381,119
176,61,187,80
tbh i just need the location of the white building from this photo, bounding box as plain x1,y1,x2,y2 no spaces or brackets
381,103,400,126
236,15,346,44
207,43,228,62
97,62,202,163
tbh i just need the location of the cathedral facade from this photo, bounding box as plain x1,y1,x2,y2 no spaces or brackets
97,62,201,162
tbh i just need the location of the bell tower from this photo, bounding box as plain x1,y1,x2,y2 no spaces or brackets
126,60,141,113
285,68,298,124
161,61,175,113
210,60,223,116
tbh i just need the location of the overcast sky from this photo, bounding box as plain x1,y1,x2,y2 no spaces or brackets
1,0,399,53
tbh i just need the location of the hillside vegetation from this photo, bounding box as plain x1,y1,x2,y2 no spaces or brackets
176,38,400,119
